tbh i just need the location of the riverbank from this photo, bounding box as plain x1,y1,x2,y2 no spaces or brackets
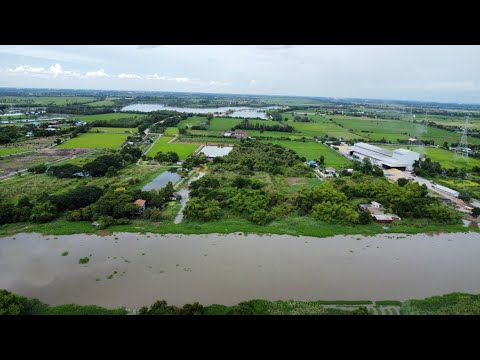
0,216,473,238
1,231,480,308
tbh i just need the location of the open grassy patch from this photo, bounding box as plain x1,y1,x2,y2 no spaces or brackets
89,127,138,134
146,136,199,160
261,140,351,169
74,113,146,122
0,148,30,156
56,133,130,149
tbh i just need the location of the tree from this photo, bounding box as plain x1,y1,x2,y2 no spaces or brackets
318,155,325,166
30,202,57,223
471,207,480,217
358,211,372,224
397,178,409,187
106,166,119,177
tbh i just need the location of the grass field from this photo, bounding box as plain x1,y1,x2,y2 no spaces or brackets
0,161,164,203
74,113,146,122
85,100,115,107
0,96,96,106
89,127,138,134
332,115,480,145
261,140,351,169
379,145,480,170
146,136,199,159
178,116,208,129
0,148,30,156
164,127,179,135
56,133,130,149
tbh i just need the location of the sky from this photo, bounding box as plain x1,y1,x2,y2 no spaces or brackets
1,45,480,103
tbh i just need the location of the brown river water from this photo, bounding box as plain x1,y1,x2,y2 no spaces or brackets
1,232,480,309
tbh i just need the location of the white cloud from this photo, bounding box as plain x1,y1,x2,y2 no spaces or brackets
249,79,257,86
7,63,80,78
148,73,167,80
8,65,46,74
85,69,109,78
426,80,477,91
118,73,142,79
168,77,190,83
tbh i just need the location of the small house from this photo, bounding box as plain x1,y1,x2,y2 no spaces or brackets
307,160,318,167
171,192,181,201
92,221,100,227
372,214,395,223
134,199,146,214
371,201,382,208
325,167,336,174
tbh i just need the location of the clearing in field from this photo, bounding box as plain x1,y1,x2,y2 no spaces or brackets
56,133,130,149
0,148,30,156
89,127,138,134
74,113,146,122
0,96,96,106
164,127,179,136
261,140,352,169
146,136,200,160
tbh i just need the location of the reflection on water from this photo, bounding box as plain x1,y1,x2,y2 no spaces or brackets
1,232,480,309
142,171,181,191
121,104,281,119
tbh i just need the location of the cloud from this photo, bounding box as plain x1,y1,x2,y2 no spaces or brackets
168,77,190,83
7,63,80,78
118,73,142,79
85,69,109,78
137,45,164,49
249,79,257,86
148,73,167,80
426,80,477,91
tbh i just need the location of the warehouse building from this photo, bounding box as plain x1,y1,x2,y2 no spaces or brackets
348,142,420,171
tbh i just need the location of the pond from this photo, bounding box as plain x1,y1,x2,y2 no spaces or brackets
1,231,480,309
142,170,181,191
120,104,281,120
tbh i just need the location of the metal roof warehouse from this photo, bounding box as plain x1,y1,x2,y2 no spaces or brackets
348,142,420,171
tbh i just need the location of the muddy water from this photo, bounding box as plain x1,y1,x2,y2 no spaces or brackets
1,232,480,309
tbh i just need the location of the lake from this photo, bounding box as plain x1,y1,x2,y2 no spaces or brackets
142,170,181,191
120,104,281,119
1,231,480,309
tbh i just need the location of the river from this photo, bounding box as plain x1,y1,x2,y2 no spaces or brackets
1,231,480,309
121,104,281,119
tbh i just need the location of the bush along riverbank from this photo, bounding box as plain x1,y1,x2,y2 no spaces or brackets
3,290,480,315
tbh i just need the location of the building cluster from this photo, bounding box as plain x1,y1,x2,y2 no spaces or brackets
348,142,420,171
358,201,401,223
223,130,247,138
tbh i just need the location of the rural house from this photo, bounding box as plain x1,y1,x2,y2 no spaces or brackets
134,199,146,214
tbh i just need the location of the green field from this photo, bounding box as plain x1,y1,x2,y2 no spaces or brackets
208,117,280,132
178,116,208,129
164,127,179,135
0,96,96,106
0,148,30,156
89,127,138,134
332,115,480,145
261,140,351,169
85,100,115,107
56,133,130,149
146,136,199,160
74,113,146,122
379,145,480,170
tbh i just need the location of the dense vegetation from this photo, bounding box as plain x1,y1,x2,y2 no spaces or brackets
401,293,480,315
184,141,310,225
0,289,127,315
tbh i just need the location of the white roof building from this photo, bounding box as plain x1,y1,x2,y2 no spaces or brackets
200,146,233,158
348,142,420,171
